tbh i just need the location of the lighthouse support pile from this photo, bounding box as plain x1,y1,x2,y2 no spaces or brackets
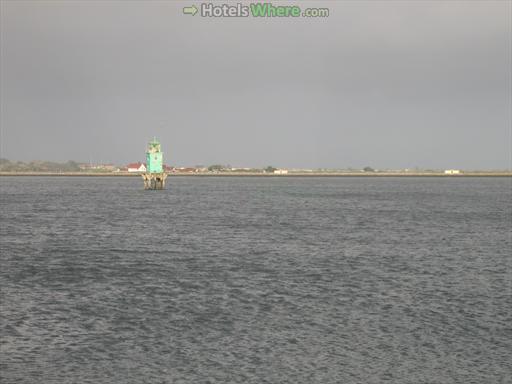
142,138,168,190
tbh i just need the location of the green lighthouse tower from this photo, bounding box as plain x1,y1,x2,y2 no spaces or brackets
141,138,167,190
146,138,163,173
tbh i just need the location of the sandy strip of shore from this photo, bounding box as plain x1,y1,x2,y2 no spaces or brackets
1,172,510,177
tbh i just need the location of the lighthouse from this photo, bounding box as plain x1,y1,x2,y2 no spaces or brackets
141,138,168,190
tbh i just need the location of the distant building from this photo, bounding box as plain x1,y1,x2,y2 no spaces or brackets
79,163,118,172
274,169,288,175
232,167,255,171
176,167,197,173
127,162,146,172
444,169,461,175
100,164,117,171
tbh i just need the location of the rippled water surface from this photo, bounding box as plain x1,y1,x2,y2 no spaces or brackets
1,176,511,383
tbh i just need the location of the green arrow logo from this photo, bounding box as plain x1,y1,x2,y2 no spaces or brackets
183,5,198,16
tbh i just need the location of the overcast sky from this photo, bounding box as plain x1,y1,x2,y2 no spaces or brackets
1,0,510,169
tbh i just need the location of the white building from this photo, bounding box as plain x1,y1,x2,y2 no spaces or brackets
127,162,147,173
274,169,288,175
444,169,461,174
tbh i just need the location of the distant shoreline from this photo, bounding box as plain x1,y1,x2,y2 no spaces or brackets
1,172,511,177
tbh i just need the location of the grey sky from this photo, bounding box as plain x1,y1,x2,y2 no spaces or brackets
1,0,510,169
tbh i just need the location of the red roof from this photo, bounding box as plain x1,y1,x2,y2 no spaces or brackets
127,162,145,168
